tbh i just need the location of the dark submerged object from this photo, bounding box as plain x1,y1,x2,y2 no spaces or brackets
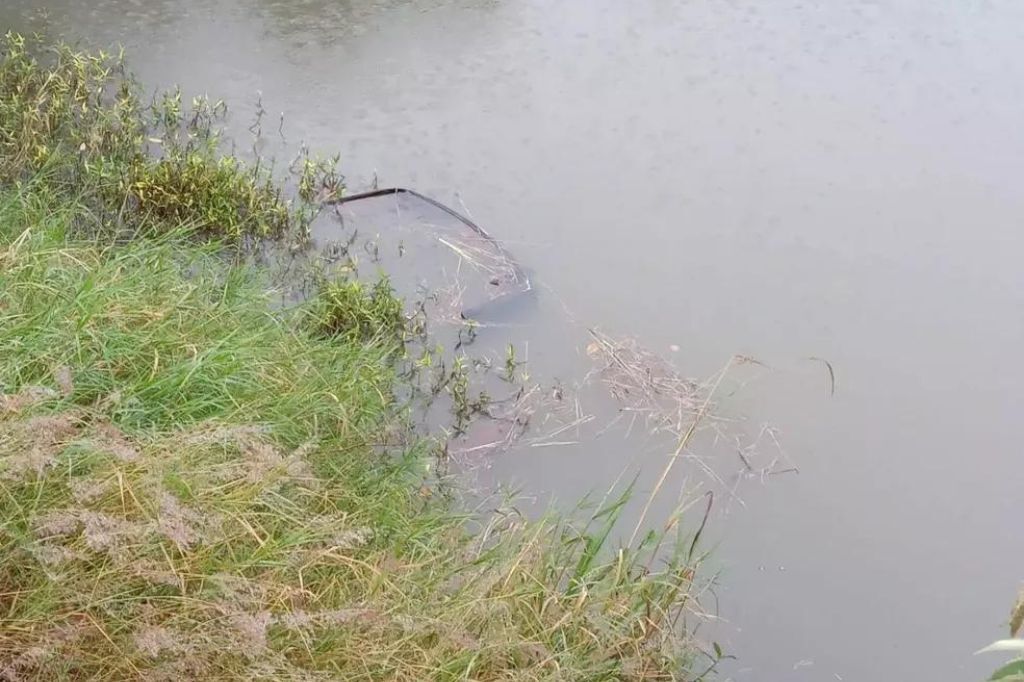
326,188,533,321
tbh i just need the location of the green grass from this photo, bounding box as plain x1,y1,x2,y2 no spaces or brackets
311,277,406,346
0,34,712,680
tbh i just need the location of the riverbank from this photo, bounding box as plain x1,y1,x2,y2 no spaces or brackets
0,35,711,680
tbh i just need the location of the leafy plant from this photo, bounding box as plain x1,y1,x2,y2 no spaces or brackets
0,32,338,243
310,276,405,344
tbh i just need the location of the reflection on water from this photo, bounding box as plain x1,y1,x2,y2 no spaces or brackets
3,1,1023,679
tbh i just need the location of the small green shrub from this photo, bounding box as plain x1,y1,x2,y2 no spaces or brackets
128,147,289,239
311,277,406,344
0,32,332,242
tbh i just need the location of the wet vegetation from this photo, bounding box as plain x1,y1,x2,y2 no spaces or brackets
0,34,716,680
0,33,300,241
312,277,406,345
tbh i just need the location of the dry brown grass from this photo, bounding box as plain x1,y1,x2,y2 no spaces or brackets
584,329,711,442
0,410,710,680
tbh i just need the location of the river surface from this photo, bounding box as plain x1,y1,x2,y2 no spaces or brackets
4,1,1023,679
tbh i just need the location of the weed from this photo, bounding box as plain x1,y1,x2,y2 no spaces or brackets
310,276,405,345
504,342,518,382
0,32,336,243
292,146,343,203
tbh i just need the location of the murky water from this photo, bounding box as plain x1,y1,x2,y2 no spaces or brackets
5,1,1024,679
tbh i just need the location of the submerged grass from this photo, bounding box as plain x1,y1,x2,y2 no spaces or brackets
0,34,713,680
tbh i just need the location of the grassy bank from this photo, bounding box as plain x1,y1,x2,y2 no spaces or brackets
0,34,709,680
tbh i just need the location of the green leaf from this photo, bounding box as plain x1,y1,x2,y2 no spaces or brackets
713,642,723,659
989,659,1024,681
567,483,633,594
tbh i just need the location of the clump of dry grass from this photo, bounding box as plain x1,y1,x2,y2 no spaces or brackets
585,329,711,441
0,192,715,680
0,416,711,679
435,232,526,298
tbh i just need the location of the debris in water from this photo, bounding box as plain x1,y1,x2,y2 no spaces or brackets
324,188,531,322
